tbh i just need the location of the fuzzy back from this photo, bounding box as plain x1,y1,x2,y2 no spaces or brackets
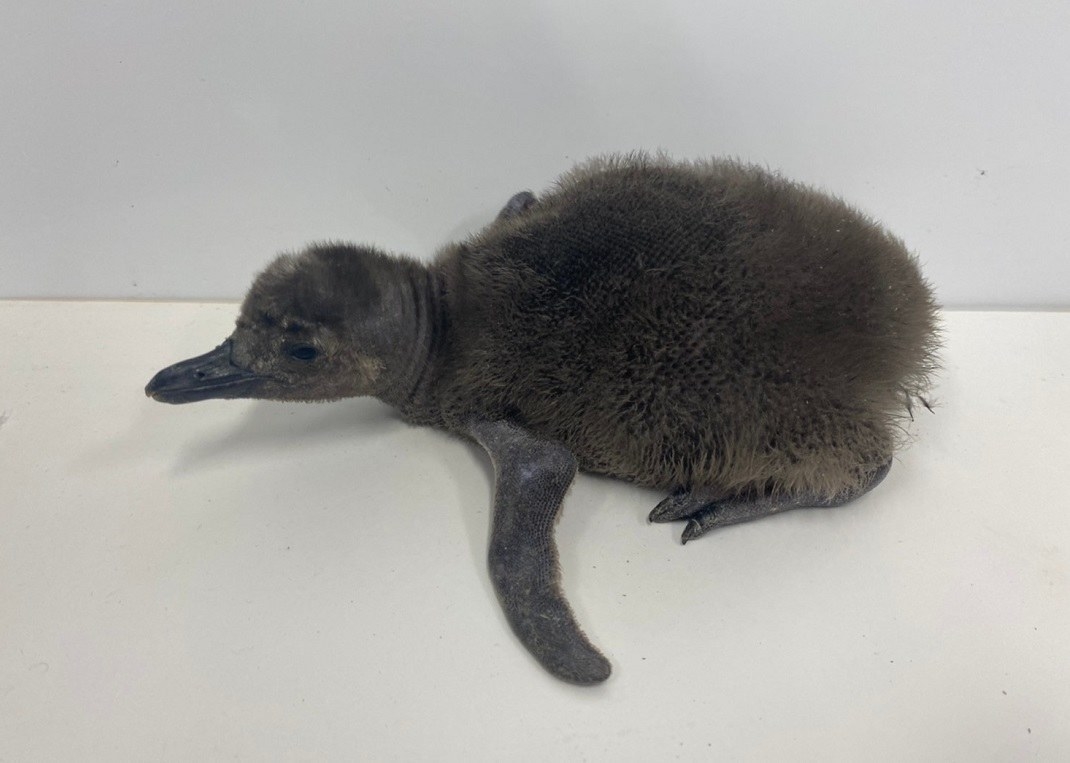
436,155,939,497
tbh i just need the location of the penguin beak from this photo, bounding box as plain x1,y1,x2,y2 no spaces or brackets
145,339,267,403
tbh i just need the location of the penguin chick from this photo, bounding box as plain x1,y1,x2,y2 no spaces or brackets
146,153,940,685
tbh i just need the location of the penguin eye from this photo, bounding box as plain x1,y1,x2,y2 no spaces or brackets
289,344,319,362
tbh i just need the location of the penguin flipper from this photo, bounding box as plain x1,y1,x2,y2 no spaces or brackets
495,190,537,221
468,419,611,685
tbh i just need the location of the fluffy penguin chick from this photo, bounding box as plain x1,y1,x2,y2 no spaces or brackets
146,154,940,685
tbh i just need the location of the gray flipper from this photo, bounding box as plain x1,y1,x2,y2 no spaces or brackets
468,419,611,685
496,190,537,221
650,461,893,544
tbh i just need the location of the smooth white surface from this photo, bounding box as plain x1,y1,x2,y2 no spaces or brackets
1,302,1068,760
2,1,1068,306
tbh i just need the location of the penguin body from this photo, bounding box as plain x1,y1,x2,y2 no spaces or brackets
433,155,937,498
146,154,940,684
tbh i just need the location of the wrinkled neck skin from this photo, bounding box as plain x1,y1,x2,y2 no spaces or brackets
372,259,449,426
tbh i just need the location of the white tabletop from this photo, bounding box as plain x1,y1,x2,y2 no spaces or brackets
1,302,1067,760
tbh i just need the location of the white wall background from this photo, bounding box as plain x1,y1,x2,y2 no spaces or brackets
1,0,1067,306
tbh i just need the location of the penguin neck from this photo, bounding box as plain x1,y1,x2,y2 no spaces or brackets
375,258,448,424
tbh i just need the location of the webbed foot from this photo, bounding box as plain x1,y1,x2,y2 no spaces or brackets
648,487,724,523
680,501,775,543
652,461,893,544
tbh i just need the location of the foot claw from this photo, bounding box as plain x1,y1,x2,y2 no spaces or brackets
648,497,680,523
649,492,702,523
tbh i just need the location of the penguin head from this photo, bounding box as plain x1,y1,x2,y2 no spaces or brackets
146,244,405,404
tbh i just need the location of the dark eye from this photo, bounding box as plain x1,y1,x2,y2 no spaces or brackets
289,344,319,362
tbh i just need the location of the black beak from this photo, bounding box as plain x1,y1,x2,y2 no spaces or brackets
145,339,268,404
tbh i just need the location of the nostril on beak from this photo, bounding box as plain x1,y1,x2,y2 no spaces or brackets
193,371,206,380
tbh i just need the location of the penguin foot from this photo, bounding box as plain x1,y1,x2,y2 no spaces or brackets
647,488,723,523
680,504,743,543
673,460,895,544
667,499,782,543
